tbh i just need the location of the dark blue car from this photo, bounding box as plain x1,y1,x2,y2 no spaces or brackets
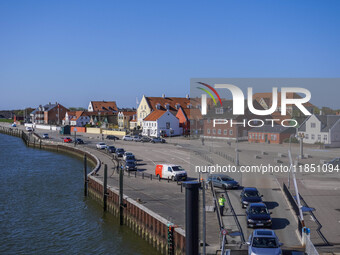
240,187,263,208
246,203,272,228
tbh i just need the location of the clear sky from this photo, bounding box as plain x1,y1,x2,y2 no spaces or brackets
1,0,340,110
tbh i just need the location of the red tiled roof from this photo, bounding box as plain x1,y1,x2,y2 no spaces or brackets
120,111,136,116
145,97,200,111
90,101,118,112
143,110,167,121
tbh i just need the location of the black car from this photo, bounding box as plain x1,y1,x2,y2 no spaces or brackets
106,135,119,140
115,148,125,157
240,187,263,208
75,138,84,144
124,161,137,171
206,174,239,190
106,145,116,153
246,203,272,228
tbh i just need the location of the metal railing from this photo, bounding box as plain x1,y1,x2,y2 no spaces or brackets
305,234,319,255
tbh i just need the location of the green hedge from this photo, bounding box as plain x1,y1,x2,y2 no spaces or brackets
0,119,14,123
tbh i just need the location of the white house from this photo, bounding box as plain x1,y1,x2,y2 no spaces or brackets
142,110,182,137
298,114,340,147
64,111,90,127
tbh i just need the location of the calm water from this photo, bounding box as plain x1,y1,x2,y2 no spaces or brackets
0,133,158,255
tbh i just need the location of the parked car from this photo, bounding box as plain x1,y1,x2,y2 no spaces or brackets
246,203,272,228
96,142,107,149
106,145,116,153
125,155,136,163
206,174,239,190
124,161,137,171
42,133,49,139
26,127,33,132
325,158,340,167
75,138,84,144
64,137,72,143
115,148,125,157
240,187,263,208
132,135,142,142
123,152,134,160
11,123,17,127
106,135,119,140
155,164,187,181
123,135,134,141
140,136,152,143
247,229,282,255
150,137,165,143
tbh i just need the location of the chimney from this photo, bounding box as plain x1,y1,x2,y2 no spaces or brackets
319,110,322,115
186,94,190,99
162,94,165,98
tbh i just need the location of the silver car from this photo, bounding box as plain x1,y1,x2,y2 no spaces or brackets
247,229,282,255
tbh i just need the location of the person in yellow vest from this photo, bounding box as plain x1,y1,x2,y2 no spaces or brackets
219,194,226,216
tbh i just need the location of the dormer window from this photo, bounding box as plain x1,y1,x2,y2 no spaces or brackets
165,103,170,110
187,103,192,109
156,103,161,110
175,103,180,110
196,104,201,109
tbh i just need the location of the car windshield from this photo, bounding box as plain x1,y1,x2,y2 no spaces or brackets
172,166,185,171
252,237,278,248
126,155,135,160
221,177,232,181
108,146,115,149
99,143,105,145
117,149,124,152
244,191,260,197
250,206,269,215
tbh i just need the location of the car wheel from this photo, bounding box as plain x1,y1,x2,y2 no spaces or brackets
171,176,175,181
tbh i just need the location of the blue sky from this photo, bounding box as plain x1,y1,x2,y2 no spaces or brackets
1,1,340,110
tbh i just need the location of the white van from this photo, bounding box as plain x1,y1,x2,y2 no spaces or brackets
155,164,187,181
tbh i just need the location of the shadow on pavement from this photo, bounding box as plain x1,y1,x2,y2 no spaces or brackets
272,218,290,230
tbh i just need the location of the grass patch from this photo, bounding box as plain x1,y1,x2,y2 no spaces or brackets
0,119,14,123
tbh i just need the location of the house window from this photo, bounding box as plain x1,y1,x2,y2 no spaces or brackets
249,134,252,139
318,135,321,141
229,130,233,135
215,108,224,114
166,122,170,129
311,134,315,140
207,129,210,134
224,129,228,135
207,119,211,123
305,134,309,139
218,129,221,135
156,104,161,110
311,123,316,128
213,129,216,134
323,135,327,142
255,133,257,139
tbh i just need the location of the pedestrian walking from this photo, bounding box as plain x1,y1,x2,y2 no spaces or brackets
219,194,226,216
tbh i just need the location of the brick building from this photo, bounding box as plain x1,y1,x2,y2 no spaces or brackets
248,125,296,144
203,100,271,140
30,103,69,125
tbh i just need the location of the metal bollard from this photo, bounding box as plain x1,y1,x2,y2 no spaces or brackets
142,173,144,179
150,174,152,180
